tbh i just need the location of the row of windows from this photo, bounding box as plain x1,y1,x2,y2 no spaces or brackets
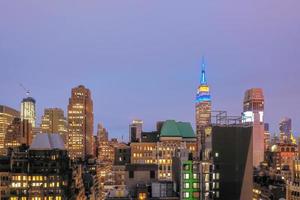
183,182,200,189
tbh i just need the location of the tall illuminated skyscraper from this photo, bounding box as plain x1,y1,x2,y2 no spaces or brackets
242,88,264,167
0,105,20,155
195,58,211,152
21,97,36,128
41,108,68,143
67,85,94,160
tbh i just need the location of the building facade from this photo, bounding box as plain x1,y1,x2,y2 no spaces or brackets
21,97,36,128
4,118,32,149
0,105,20,155
67,85,94,160
41,108,68,143
129,120,143,143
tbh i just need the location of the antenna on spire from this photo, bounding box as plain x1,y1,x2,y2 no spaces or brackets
200,56,207,84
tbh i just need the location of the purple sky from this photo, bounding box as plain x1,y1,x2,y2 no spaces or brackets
0,1,299,139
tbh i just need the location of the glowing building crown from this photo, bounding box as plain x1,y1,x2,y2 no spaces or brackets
196,57,211,103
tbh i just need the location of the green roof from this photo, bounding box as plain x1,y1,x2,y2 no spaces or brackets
160,120,195,138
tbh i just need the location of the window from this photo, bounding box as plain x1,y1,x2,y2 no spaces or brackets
129,171,134,178
193,182,200,189
183,173,190,180
193,173,199,179
183,192,190,198
183,182,190,189
183,164,190,171
150,171,155,179
193,192,200,198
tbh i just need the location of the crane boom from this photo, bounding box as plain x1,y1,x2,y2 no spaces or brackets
19,83,30,96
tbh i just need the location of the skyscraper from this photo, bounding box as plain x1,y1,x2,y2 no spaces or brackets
279,117,292,143
0,105,20,155
195,58,211,152
129,119,143,142
21,97,36,127
41,108,68,142
67,85,94,160
242,88,265,167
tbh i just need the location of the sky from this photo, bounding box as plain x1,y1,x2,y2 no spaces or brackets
0,0,299,140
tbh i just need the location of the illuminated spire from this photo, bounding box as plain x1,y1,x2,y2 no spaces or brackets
201,56,207,85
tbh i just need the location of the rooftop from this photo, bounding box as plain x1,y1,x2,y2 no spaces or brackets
160,120,195,138
30,133,65,150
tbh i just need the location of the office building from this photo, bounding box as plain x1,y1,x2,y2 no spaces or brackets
21,97,36,127
0,105,20,155
41,108,68,142
4,118,32,150
195,58,211,153
129,119,143,142
67,85,94,160
158,120,197,181
7,133,86,199
243,88,265,167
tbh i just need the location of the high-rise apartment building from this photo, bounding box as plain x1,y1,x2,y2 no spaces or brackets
129,119,143,142
41,108,68,143
242,88,265,167
21,97,36,127
0,105,20,155
67,85,94,160
195,58,211,153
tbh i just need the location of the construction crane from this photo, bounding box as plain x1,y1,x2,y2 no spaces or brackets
19,83,30,96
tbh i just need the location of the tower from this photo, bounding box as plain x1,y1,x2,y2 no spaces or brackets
242,88,264,167
195,58,212,153
67,85,94,160
21,97,36,128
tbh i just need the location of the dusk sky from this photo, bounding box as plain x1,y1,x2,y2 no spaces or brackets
0,1,299,139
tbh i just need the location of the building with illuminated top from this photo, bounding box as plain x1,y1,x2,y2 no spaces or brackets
242,88,265,167
21,97,36,128
195,58,211,153
67,85,94,160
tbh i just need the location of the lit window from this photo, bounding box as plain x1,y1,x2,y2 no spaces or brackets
183,182,190,189
183,192,190,198
183,173,190,180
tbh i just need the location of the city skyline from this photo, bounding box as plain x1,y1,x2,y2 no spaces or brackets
0,1,299,139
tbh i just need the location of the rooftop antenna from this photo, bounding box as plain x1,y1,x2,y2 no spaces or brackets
19,83,30,96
